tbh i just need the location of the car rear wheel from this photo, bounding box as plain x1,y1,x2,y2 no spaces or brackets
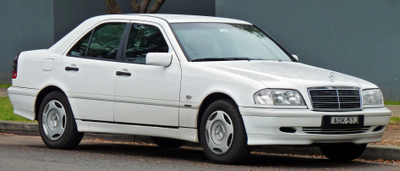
151,137,186,148
319,143,367,161
38,91,84,149
200,99,251,164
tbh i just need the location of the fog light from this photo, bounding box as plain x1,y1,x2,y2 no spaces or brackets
280,127,296,133
372,126,385,132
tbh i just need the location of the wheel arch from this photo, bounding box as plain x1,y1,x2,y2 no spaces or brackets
196,92,238,140
34,86,66,121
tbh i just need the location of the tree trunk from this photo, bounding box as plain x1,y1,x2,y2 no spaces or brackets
105,0,122,14
130,0,140,13
130,0,165,13
147,0,165,13
140,0,151,13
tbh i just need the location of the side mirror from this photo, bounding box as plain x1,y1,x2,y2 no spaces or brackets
146,53,172,67
292,54,299,61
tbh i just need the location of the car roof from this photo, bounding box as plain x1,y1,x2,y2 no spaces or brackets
49,14,252,54
90,14,252,25
139,14,251,24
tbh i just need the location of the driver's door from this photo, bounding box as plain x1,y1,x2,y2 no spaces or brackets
114,21,181,127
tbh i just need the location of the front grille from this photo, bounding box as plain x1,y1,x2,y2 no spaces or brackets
302,127,370,134
308,87,361,111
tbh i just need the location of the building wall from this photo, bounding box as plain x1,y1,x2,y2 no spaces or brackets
0,0,215,84
0,0,54,84
2,0,399,100
216,0,400,100
53,0,215,42
53,0,106,43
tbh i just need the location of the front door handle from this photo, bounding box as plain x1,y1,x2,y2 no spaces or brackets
65,66,79,71
116,71,131,76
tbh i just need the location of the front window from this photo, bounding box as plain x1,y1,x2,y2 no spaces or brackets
124,24,169,64
171,23,291,61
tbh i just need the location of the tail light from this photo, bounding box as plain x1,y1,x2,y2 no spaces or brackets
12,53,20,79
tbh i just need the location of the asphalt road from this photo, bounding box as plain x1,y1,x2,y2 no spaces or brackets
0,134,399,171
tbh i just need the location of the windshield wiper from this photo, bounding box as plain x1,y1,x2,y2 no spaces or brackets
191,57,250,62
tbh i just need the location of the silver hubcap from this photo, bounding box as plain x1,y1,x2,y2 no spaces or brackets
205,110,234,155
42,100,67,141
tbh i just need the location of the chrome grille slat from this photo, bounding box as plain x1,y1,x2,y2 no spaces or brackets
303,127,370,134
308,87,361,111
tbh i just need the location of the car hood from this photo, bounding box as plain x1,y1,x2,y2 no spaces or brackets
195,60,377,89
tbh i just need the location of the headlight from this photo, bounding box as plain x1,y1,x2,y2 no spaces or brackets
254,89,305,105
363,89,383,106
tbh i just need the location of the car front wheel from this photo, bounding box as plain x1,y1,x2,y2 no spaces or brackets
38,91,84,149
200,99,251,164
319,143,367,161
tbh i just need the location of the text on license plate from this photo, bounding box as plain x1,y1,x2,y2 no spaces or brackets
330,117,359,125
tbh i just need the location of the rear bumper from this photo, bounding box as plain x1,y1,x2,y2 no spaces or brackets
7,86,39,121
239,107,391,146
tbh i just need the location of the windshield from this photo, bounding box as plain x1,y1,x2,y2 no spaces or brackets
170,23,292,62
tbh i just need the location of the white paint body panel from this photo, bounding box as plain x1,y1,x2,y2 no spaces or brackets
240,107,391,145
59,57,116,121
179,108,198,128
7,87,37,120
114,103,178,126
76,120,198,142
8,14,391,146
113,59,181,126
113,19,182,126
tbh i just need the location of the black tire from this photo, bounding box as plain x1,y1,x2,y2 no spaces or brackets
200,99,251,164
38,91,84,149
319,143,367,161
151,137,187,148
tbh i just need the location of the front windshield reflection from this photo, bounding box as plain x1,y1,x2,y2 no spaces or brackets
171,23,291,62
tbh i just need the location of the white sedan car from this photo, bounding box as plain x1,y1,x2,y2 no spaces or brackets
8,14,391,164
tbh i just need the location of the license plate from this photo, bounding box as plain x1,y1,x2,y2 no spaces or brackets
322,115,364,128
330,117,359,125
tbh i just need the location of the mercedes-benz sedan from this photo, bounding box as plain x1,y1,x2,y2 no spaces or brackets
8,14,391,164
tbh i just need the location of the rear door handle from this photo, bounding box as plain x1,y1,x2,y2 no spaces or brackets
65,66,79,71
116,71,131,76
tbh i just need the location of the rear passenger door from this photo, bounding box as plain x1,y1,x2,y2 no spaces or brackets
60,21,128,122
114,21,181,127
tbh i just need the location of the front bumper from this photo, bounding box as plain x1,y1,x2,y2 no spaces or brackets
239,107,391,146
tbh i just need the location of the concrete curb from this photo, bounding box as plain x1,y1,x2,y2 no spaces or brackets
386,105,400,118
1,120,399,161
258,144,400,161
0,88,8,97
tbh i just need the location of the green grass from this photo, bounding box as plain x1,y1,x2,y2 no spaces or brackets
0,84,11,88
390,117,400,125
0,97,32,122
385,100,400,105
